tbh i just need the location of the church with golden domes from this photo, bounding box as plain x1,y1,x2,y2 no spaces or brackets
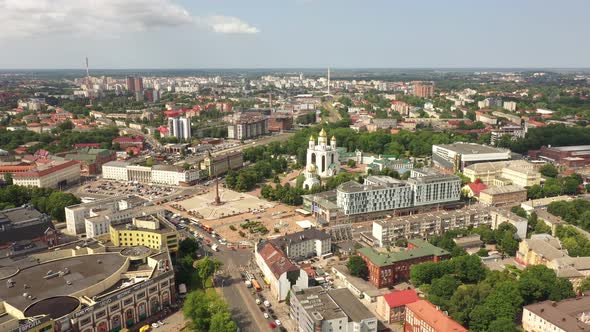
303,128,340,189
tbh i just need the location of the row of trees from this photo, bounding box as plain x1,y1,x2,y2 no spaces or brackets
411,257,575,332
0,185,80,221
176,238,237,332
0,127,120,153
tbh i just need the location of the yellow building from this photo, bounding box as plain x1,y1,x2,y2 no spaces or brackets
110,215,178,252
463,160,541,187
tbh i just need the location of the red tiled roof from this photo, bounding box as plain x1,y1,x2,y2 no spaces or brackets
113,137,144,143
258,242,299,279
382,289,420,308
406,300,468,332
14,160,79,178
468,181,488,197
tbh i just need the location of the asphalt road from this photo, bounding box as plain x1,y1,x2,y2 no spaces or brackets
187,224,273,332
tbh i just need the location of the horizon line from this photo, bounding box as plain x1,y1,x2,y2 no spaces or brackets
1,66,590,71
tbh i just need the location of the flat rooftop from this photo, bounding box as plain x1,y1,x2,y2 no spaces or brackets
328,288,375,322
2,253,127,311
550,145,590,152
435,143,509,155
294,286,346,322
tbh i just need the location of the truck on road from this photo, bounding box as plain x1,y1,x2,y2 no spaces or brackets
211,244,219,252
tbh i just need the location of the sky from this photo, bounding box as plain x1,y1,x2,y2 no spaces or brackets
0,0,589,69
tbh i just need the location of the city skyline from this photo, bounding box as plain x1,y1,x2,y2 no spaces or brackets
1,0,590,69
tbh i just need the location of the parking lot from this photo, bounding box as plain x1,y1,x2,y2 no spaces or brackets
75,179,204,204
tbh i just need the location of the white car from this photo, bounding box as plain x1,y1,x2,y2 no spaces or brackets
151,323,159,328
263,313,269,319
255,298,261,305
275,320,281,326
263,300,271,308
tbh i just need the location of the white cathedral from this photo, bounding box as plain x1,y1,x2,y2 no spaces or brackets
303,128,340,190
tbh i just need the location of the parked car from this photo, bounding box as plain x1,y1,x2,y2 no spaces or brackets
263,313,269,319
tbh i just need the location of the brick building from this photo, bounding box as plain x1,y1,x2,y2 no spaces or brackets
529,145,590,167
357,239,449,288
112,136,144,150
268,114,293,132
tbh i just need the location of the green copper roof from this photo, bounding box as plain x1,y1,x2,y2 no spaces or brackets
358,239,449,267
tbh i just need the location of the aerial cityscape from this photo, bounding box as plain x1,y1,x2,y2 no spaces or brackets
2,1,590,332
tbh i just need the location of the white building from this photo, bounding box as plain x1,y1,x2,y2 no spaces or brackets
167,117,191,141
336,172,460,216
255,241,309,302
432,143,511,172
102,161,200,186
269,229,331,260
65,195,159,236
303,128,340,189
503,101,517,112
102,161,129,181
406,169,462,206
336,176,414,215
290,286,378,332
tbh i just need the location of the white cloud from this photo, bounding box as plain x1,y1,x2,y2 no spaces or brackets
0,0,259,39
202,16,260,35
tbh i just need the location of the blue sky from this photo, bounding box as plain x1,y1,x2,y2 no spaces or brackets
0,0,588,69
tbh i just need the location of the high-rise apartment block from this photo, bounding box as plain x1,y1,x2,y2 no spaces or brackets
412,82,435,98
167,117,191,141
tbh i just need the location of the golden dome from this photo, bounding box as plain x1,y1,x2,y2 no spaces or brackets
308,164,317,172
331,135,336,141
309,135,315,141
319,128,327,137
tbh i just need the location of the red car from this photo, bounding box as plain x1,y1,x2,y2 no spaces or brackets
269,322,277,328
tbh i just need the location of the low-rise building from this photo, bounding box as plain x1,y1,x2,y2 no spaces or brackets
478,185,527,206
112,136,144,149
516,234,590,289
529,145,590,167
85,204,163,239
376,289,420,323
463,160,541,187
358,240,450,288
13,160,80,188
453,234,483,250
0,206,57,247
65,195,154,235
255,241,309,302
290,286,378,332
490,125,525,145
110,214,178,252
269,228,331,260
102,161,200,186
405,299,468,332
522,295,590,332
432,143,511,172
368,205,492,247
60,148,116,176
200,151,243,178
